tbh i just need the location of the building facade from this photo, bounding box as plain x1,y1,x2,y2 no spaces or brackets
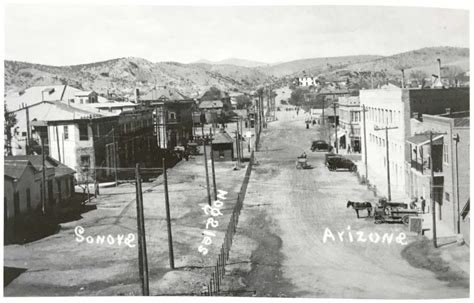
405,112,470,242
360,86,469,199
338,96,361,152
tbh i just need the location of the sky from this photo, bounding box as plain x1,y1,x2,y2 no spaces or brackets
4,4,470,66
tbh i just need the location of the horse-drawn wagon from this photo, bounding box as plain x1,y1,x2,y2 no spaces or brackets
374,205,418,225
347,199,419,225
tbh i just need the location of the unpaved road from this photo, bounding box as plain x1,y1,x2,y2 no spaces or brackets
227,109,469,299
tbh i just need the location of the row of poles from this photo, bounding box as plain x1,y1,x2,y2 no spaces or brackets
205,151,254,296
133,117,257,295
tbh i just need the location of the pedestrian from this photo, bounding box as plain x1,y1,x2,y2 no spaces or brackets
347,145,351,154
420,196,426,214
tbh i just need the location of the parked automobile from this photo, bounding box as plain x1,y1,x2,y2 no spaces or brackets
325,154,357,171
311,140,333,152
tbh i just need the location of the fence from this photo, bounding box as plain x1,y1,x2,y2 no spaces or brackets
203,150,255,296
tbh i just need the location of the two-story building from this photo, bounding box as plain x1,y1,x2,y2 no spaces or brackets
338,96,361,152
406,111,470,243
360,86,469,200
140,87,195,151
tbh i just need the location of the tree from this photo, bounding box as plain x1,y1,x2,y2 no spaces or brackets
288,87,308,107
235,95,252,109
4,104,18,156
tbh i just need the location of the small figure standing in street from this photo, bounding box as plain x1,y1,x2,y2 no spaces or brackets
420,196,426,214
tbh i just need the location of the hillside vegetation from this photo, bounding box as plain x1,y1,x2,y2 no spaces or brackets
4,46,469,97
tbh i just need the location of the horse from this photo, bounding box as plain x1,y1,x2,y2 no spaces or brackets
347,201,373,218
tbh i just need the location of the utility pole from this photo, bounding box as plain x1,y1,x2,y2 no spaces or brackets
374,125,398,201
41,139,46,214
240,117,244,159
210,128,217,201
162,157,175,269
429,132,437,248
235,120,240,162
321,99,325,126
362,105,369,181
135,164,149,295
333,103,338,153
25,106,31,155
202,125,212,206
453,134,461,234
112,127,118,187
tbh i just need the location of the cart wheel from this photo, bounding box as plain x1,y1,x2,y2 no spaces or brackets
384,208,391,216
402,215,410,226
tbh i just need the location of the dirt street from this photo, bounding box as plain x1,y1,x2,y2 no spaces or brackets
223,108,469,299
4,142,250,296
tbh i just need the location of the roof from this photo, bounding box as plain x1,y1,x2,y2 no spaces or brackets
454,117,470,127
74,91,95,97
4,160,36,180
81,102,138,109
212,131,234,144
406,134,443,146
199,100,223,109
4,155,75,177
140,87,189,101
5,85,84,110
13,101,117,122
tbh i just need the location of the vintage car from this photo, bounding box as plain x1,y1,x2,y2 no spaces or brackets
325,154,357,171
311,140,332,152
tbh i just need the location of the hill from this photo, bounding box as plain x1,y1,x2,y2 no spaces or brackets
4,46,469,98
4,57,273,98
193,57,268,68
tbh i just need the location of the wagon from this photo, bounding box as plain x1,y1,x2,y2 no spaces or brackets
374,205,419,225
296,156,311,169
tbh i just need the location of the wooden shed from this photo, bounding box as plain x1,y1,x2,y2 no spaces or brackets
211,130,234,161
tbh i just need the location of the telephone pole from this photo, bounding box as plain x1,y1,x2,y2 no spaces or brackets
210,128,217,200
135,164,149,295
362,105,369,181
333,103,339,153
41,139,46,214
202,125,212,206
112,127,118,186
374,125,398,201
162,158,175,269
453,133,461,234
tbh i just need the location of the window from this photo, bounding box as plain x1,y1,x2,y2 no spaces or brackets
79,124,88,141
443,143,449,164
64,126,69,140
445,192,450,202
22,131,27,137
169,112,176,120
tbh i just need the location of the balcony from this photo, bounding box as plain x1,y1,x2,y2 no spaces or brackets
410,158,443,176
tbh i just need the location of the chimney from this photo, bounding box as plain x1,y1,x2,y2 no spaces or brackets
445,108,451,115
135,88,140,103
401,69,405,88
437,58,442,82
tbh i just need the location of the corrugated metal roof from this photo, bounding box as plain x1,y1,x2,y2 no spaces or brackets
454,117,470,127
4,160,35,179
5,85,84,110
4,155,75,177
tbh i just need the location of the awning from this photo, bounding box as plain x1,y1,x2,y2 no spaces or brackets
337,132,346,138
406,134,443,146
